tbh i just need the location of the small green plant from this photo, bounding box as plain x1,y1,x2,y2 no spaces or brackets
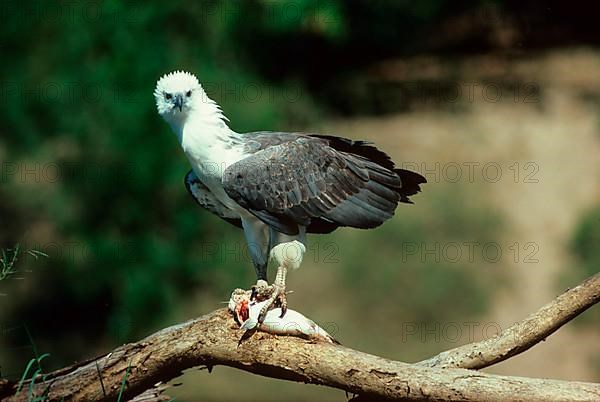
16,353,50,402
11,326,50,402
117,360,132,402
0,244,47,294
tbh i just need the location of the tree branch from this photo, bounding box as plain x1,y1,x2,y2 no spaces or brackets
1,272,598,402
418,271,600,369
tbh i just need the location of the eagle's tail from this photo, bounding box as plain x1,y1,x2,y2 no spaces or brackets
394,168,427,204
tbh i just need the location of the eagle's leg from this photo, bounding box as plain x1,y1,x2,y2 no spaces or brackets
275,265,288,317
254,260,268,282
257,264,287,323
257,239,305,324
241,217,270,290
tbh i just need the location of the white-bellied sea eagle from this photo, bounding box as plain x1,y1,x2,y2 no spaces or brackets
154,71,426,325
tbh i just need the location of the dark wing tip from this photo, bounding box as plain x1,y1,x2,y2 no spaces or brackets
395,168,426,203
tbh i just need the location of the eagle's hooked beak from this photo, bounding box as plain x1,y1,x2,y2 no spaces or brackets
174,94,183,111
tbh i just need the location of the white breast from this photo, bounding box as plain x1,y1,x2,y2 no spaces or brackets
181,116,248,212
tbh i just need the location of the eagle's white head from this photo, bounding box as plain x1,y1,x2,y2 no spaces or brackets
154,71,202,118
154,71,229,136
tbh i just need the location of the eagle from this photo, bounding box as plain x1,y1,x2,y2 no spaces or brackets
154,71,426,324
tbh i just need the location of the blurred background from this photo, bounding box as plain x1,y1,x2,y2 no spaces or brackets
1,1,599,400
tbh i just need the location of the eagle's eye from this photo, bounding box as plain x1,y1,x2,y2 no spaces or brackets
165,93,172,100
186,90,192,97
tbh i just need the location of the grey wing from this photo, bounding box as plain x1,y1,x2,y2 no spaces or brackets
222,135,405,235
184,170,242,229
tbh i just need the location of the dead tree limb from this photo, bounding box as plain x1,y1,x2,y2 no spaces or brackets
418,271,600,369
1,272,599,402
